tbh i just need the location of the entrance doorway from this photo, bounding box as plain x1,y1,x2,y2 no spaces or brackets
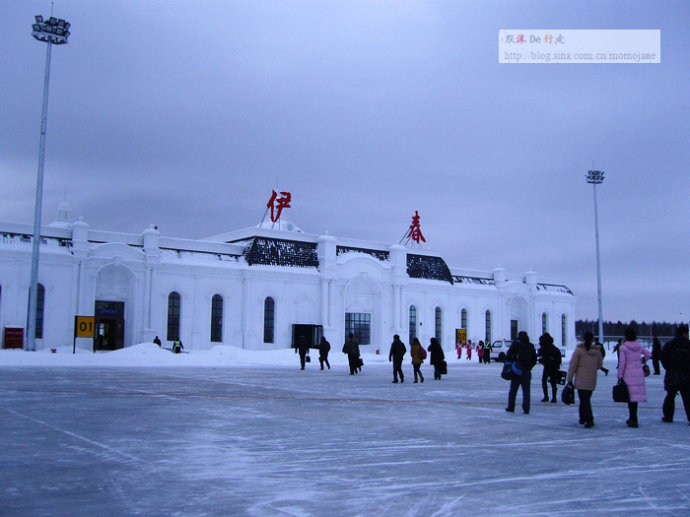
94,301,125,350
291,324,323,349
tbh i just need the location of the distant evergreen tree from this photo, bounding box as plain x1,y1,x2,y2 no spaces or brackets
575,319,683,339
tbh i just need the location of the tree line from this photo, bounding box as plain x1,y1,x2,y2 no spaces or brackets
575,320,684,339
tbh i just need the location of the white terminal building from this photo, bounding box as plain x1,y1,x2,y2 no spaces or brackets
0,202,576,354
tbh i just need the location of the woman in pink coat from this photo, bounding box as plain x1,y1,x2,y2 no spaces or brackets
617,327,652,428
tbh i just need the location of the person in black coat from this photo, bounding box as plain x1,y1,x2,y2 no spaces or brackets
318,336,331,370
661,324,690,424
652,336,662,375
343,333,360,375
428,337,445,380
506,331,538,414
388,334,406,383
295,334,310,370
537,333,562,403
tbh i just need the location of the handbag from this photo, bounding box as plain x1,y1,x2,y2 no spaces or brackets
561,382,575,405
642,360,650,377
305,355,311,363
612,379,630,403
501,362,514,381
550,370,567,385
440,360,448,375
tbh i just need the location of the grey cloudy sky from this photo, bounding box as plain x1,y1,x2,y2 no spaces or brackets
1,1,688,324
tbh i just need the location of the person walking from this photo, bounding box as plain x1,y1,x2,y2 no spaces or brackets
318,336,331,370
505,331,538,414
660,324,690,425
456,341,463,360
613,338,623,367
537,333,562,403
295,334,310,370
598,341,610,376
617,327,652,428
410,337,425,383
172,339,184,354
389,334,406,383
428,337,445,380
483,340,492,364
566,332,603,428
466,340,472,361
476,342,484,364
343,333,360,375
652,336,662,375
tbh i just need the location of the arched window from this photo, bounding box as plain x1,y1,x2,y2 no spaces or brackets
27,284,45,339
210,294,223,343
264,297,275,343
561,314,567,347
409,305,417,344
461,308,468,330
485,310,492,343
542,312,548,335
167,292,181,341
435,307,442,344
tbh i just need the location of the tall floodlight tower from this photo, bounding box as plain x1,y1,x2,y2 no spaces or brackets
586,170,605,346
26,15,71,351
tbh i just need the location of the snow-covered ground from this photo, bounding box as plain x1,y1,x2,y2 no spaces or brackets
1,345,688,516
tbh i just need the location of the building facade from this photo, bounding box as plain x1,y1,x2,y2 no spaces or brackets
0,205,576,354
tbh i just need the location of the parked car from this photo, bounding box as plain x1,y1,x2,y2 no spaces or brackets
490,339,512,362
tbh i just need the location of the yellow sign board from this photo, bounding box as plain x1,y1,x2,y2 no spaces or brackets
456,329,467,345
74,316,95,338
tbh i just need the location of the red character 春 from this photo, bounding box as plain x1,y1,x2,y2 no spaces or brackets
406,210,426,244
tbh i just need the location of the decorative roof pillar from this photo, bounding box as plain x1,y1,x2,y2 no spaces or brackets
143,225,160,266
317,232,337,277
71,217,89,259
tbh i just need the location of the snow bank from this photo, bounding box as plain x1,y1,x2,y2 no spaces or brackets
0,342,391,368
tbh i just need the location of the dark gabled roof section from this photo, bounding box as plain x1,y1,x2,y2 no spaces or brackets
536,283,574,296
453,275,496,287
336,246,389,261
407,254,453,284
243,237,319,268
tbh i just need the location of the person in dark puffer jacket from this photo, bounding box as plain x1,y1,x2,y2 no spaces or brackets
661,324,690,425
505,331,538,414
537,333,562,403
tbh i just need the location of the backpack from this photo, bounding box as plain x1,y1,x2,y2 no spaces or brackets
419,346,427,360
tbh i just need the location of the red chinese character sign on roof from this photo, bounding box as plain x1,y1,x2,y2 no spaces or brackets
401,210,426,246
266,190,292,223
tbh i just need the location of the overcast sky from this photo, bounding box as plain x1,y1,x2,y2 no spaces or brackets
1,1,688,324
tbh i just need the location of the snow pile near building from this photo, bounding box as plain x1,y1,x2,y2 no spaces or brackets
0,343,392,368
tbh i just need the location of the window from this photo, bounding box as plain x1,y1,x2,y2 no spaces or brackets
435,307,442,344
409,305,417,344
461,308,467,330
264,297,275,343
542,312,548,335
485,310,492,343
27,284,45,339
561,314,567,347
167,292,181,341
210,294,223,343
345,312,370,345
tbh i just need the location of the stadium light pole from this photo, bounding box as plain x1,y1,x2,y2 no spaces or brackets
586,170,605,347
26,15,71,351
